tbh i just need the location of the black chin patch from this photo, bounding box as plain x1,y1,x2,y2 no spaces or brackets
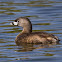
12,22,14,25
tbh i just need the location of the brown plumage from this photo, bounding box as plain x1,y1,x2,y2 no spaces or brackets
11,17,60,45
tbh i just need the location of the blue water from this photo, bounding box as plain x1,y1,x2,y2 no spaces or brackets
0,0,62,62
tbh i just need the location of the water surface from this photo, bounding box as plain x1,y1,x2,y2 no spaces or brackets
0,0,62,62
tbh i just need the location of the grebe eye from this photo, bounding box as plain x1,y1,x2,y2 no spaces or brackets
15,20,17,22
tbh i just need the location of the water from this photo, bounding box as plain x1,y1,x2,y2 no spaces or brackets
0,0,62,62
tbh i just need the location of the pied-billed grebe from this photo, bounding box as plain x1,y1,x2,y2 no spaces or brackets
10,17,60,45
